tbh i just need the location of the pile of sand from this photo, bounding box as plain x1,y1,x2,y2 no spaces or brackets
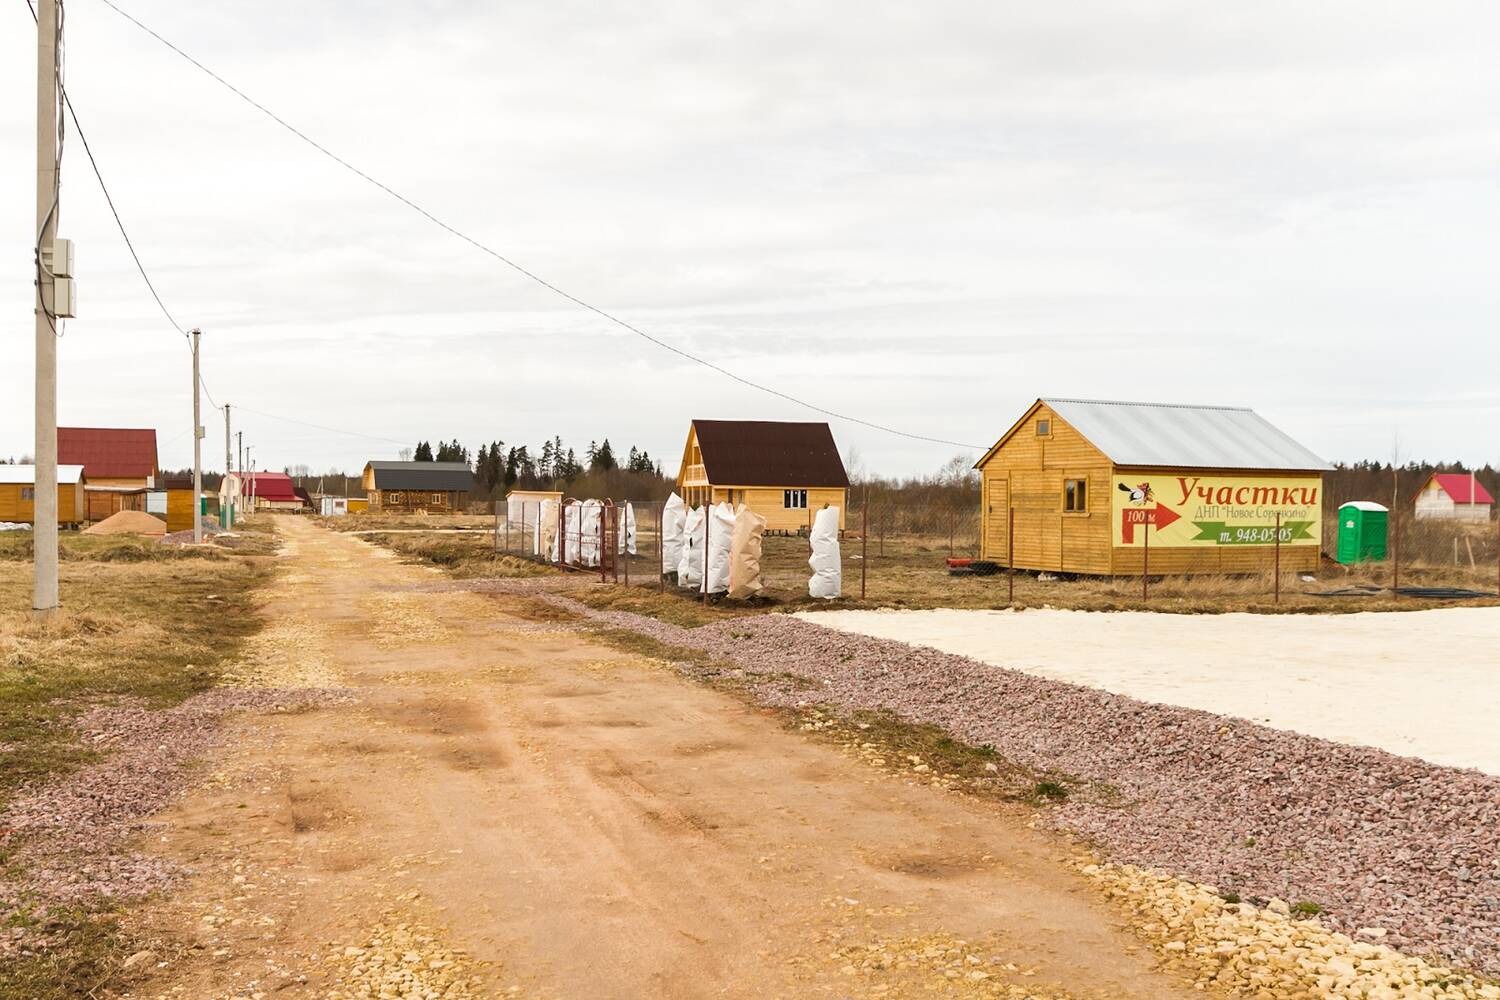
83,510,168,536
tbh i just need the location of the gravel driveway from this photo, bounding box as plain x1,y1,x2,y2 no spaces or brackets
797,606,1500,775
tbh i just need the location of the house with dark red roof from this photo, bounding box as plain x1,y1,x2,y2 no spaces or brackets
1414,472,1494,523
240,471,305,511
57,426,158,521
675,419,849,531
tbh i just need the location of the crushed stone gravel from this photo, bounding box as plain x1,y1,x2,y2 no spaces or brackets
0,688,353,914
486,584,1500,978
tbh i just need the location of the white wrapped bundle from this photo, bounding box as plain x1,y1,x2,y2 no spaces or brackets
661,493,686,575
678,506,705,589
703,502,735,594
808,506,841,599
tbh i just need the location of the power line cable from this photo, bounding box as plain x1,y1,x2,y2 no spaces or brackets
95,0,983,452
232,404,408,447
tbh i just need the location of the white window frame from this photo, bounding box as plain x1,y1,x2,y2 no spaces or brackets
784,489,808,509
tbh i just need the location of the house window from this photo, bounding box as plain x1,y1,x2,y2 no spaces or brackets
388,491,404,504
1064,478,1088,513
431,493,443,504
1036,418,1051,437
784,489,807,509
21,487,34,501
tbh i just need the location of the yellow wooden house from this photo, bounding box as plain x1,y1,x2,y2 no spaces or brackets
676,419,849,532
0,464,88,526
975,398,1330,575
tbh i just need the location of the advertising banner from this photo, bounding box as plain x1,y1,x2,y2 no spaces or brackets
1111,474,1321,548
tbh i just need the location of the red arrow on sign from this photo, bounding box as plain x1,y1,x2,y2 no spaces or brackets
1120,504,1180,543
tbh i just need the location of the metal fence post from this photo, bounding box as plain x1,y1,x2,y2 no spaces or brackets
658,500,665,592
702,504,710,606
1142,513,1150,602
861,487,868,601
1007,507,1015,605
1274,511,1281,605
494,500,500,552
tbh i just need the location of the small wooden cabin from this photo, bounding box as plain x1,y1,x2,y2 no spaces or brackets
1413,473,1493,523
0,464,88,526
676,419,849,531
159,476,208,533
58,426,157,521
363,461,475,513
975,399,1330,575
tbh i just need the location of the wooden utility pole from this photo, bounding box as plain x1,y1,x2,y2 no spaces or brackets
191,329,203,544
33,0,60,615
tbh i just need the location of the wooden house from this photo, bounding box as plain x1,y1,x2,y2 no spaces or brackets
159,476,208,532
363,461,475,513
58,426,157,521
238,471,303,512
675,420,849,531
975,399,1330,575
1413,473,1493,523
0,464,88,526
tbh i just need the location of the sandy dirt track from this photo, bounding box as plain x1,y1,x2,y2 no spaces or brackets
121,519,1204,999
799,605,1500,775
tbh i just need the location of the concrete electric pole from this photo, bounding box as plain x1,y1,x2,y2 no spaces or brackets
224,403,233,528
33,0,61,615
191,328,203,544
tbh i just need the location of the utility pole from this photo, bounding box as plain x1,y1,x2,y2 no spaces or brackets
191,328,203,544
33,0,60,616
224,403,233,528
237,431,243,479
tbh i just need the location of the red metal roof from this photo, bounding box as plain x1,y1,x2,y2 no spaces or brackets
241,471,299,502
57,427,158,479
1430,473,1494,505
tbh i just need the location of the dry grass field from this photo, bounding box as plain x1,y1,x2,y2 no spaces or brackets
359,512,1497,625
0,529,274,998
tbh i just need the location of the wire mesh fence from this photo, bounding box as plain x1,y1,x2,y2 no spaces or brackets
489,493,1499,608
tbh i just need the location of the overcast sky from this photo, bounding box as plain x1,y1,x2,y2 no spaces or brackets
3,1,1498,477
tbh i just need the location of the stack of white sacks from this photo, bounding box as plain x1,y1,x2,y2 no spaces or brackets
661,492,838,599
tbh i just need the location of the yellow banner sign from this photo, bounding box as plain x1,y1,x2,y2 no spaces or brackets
1110,474,1322,548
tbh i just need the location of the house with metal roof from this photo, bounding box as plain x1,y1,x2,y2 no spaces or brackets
0,464,88,526
58,426,158,521
362,461,476,513
1413,472,1494,523
675,419,849,532
974,398,1331,575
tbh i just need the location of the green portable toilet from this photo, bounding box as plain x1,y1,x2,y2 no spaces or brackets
1336,501,1388,564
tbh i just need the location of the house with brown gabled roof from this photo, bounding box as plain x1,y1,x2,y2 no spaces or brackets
675,419,849,531
58,426,158,521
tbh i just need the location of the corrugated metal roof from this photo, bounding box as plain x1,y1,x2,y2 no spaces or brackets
365,461,477,491
0,464,85,484
58,427,157,479
691,420,850,488
240,471,300,502
1043,398,1332,471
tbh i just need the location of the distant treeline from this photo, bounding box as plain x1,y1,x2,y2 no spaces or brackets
1324,460,1497,515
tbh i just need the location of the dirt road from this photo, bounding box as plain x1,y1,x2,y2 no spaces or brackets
123,519,1201,999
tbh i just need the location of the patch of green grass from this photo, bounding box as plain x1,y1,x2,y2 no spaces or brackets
0,903,124,1000
1290,901,1323,917
1030,779,1070,802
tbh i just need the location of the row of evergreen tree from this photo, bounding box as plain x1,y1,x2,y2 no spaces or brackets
406,436,663,494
